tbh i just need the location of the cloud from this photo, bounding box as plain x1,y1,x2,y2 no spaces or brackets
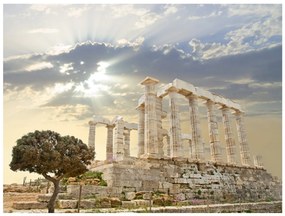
4,41,282,121
27,28,59,34
25,62,54,72
67,6,90,17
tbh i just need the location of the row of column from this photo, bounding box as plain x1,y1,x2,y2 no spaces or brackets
88,121,132,162
138,78,252,167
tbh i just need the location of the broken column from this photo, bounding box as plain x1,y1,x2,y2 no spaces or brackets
235,111,251,166
221,106,237,165
88,121,96,157
137,104,145,157
168,86,182,158
140,77,159,158
188,94,204,161
113,117,125,161
106,124,114,162
206,100,222,163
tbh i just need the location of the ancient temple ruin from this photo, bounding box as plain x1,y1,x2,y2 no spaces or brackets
85,77,280,202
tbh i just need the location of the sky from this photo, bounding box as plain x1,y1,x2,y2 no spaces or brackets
2,3,282,184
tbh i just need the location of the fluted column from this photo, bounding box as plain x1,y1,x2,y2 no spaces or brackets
124,129,131,157
106,124,114,162
88,121,96,157
221,106,237,165
168,87,182,158
140,77,159,158
188,94,204,161
253,155,263,167
206,100,222,163
137,104,145,157
156,96,164,158
113,118,125,161
165,135,171,157
235,111,251,166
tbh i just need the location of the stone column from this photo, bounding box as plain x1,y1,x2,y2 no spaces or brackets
221,106,237,165
188,94,204,161
137,104,145,157
113,118,125,161
140,77,159,158
106,124,114,162
188,139,193,159
88,121,96,157
206,100,222,163
235,111,251,166
253,155,263,167
156,96,164,158
123,129,131,157
168,87,182,158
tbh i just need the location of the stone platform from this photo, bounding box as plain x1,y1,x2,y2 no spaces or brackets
90,157,281,202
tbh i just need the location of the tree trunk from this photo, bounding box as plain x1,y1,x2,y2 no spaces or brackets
47,180,60,213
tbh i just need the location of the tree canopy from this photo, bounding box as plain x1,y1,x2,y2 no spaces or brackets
10,130,95,213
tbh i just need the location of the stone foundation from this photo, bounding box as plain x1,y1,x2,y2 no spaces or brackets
90,157,281,202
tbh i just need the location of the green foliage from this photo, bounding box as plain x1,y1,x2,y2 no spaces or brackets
197,189,202,196
10,130,95,179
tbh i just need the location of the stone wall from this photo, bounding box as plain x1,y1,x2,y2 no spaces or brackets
90,157,281,202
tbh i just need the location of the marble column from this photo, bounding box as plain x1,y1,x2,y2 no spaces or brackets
137,104,145,157
88,121,96,157
124,129,131,157
206,100,222,163
253,155,263,167
221,106,237,165
235,111,251,166
140,77,159,158
168,87,182,158
188,94,204,161
113,118,125,161
106,124,114,162
156,96,164,158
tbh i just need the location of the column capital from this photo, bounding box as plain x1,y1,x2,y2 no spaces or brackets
186,93,198,100
88,121,96,126
136,103,145,111
140,76,159,86
106,124,115,129
166,86,179,93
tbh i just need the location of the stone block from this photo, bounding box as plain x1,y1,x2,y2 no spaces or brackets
125,192,136,200
12,202,47,210
122,201,136,208
110,198,122,207
142,180,159,190
79,200,96,209
57,200,78,209
174,193,186,201
133,199,152,207
37,194,52,202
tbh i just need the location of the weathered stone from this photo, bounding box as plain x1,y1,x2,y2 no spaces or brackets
122,201,136,208
110,198,122,207
57,200,78,209
125,192,136,200
79,199,96,209
12,202,47,210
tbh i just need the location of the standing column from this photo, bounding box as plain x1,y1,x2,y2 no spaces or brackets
106,124,114,162
88,121,96,157
168,87,182,158
188,94,204,161
140,77,159,158
137,104,145,157
206,100,222,163
221,106,237,165
235,111,251,166
113,118,125,161
188,139,193,159
124,129,131,157
253,155,263,167
156,96,164,158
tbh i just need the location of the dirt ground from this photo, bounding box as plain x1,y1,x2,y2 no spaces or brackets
3,192,41,213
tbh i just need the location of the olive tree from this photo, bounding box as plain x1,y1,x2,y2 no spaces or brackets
10,130,95,213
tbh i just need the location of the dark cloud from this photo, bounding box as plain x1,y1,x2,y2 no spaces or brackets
4,42,282,119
